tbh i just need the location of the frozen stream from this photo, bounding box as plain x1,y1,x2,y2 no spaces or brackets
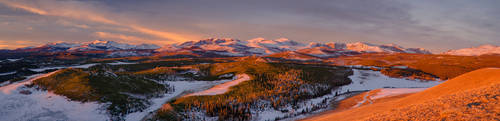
185,74,251,96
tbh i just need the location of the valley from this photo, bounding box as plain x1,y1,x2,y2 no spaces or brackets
0,39,499,121
0,55,446,121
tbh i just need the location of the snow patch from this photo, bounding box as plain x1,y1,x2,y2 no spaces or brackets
6,59,22,62
337,69,442,93
1,71,59,94
108,61,137,65
370,88,426,100
185,74,250,96
0,71,16,76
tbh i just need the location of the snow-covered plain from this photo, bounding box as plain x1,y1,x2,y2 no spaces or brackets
0,70,109,121
336,69,442,93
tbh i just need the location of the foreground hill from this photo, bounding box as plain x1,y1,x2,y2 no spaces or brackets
304,68,500,121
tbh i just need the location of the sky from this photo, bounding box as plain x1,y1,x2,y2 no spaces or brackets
0,0,499,52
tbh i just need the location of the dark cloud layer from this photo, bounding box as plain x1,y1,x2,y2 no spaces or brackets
0,0,499,52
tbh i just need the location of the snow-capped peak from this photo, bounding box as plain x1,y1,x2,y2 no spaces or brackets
158,38,308,56
90,39,109,44
247,37,266,43
20,40,160,52
65,40,159,51
346,42,386,52
443,44,500,56
156,38,431,57
307,42,325,48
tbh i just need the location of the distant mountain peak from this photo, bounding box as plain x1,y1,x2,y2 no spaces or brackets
444,44,500,56
275,38,291,42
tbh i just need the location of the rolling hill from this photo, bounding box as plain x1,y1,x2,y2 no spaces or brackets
303,68,500,121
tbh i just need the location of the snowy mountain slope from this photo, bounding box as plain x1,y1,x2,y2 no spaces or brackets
443,45,500,56
3,40,160,58
156,38,431,57
157,38,307,57
5,38,430,58
69,40,160,51
13,40,160,52
345,42,430,54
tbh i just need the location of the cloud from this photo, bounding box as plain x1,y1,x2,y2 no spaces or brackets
1,0,499,52
94,31,175,46
0,40,41,49
56,20,89,29
0,0,197,43
4,2,47,15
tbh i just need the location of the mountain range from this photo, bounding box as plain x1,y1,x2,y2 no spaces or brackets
156,38,432,58
443,45,500,56
3,38,499,58
14,40,160,52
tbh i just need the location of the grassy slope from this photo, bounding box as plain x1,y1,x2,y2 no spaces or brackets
304,68,500,121
330,53,500,80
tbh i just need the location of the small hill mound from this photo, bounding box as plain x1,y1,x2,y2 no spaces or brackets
304,68,500,121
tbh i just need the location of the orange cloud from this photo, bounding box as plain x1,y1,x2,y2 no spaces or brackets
0,40,42,49
129,25,194,43
5,2,48,15
0,0,198,43
57,20,90,29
